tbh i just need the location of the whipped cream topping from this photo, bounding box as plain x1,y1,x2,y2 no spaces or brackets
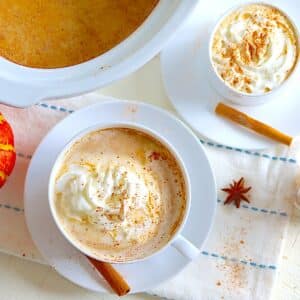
211,4,298,94
55,163,161,242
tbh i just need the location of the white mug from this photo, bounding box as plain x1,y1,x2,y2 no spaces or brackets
48,122,200,263
207,1,300,106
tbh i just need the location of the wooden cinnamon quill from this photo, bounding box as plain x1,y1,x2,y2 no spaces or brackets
86,256,130,296
215,102,293,146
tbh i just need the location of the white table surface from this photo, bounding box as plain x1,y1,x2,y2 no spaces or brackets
1,56,300,300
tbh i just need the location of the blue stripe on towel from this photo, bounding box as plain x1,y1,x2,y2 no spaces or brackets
17,152,32,159
0,202,278,288
35,102,297,164
36,102,74,114
199,139,297,164
0,203,24,213
201,250,276,270
217,199,288,217
15,154,291,218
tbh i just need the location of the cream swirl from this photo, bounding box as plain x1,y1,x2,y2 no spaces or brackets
211,4,298,94
55,163,161,242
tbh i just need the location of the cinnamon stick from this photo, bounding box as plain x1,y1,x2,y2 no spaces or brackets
215,102,293,146
86,256,130,296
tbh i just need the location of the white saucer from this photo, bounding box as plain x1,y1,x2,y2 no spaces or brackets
160,0,300,150
24,99,216,293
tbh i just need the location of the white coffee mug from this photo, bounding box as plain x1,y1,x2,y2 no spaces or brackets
48,122,200,263
207,2,300,106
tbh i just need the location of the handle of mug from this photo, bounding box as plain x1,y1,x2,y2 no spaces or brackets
172,235,200,260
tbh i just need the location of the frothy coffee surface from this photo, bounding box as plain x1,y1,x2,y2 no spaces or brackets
211,4,298,94
53,128,186,262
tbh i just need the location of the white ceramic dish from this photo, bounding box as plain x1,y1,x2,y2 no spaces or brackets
48,122,200,263
0,0,197,108
160,0,300,150
207,2,300,106
24,99,216,293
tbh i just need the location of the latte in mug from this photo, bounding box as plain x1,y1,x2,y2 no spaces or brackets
50,127,187,262
211,4,299,95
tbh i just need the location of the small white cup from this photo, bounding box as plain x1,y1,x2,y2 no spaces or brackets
48,122,200,263
207,2,300,106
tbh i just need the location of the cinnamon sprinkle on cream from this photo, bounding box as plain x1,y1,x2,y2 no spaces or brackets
211,4,298,95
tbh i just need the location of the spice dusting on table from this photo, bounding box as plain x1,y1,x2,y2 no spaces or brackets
222,177,251,208
217,261,247,291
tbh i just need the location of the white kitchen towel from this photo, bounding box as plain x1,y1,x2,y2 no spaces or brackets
0,93,298,299
151,138,299,300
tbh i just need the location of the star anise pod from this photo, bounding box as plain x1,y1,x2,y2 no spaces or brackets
222,177,251,208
